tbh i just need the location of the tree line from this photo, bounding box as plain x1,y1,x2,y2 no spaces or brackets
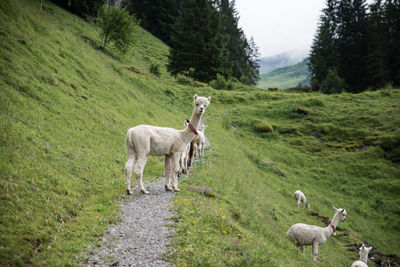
50,0,260,85
309,0,400,94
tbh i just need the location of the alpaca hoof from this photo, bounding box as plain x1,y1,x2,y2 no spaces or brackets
141,189,149,194
165,185,173,191
127,189,133,195
174,187,181,192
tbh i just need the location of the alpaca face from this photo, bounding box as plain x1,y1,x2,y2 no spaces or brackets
359,245,372,256
193,94,211,115
339,208,347,221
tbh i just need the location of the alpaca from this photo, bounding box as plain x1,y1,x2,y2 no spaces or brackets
196,123,207,157
351,245,372,267
286,207,347,261
124,94,211,194
294,190,310,208
178,120,192,176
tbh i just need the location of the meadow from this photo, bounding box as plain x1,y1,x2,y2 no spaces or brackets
0,0,399,266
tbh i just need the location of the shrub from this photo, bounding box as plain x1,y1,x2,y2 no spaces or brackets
149,63,161,77
98,5,139,53
176,73,193,85
320,68,346,94
254,121,274,133
210,74,228,90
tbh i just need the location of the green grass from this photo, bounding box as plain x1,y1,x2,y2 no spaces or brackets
1,0,399,266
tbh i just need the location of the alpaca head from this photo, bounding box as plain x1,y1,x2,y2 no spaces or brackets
359,244,372,256
194,94,211,115
333,206,347,222
198,123,207,131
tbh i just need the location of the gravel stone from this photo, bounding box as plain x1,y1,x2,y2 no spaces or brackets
84,178,175,267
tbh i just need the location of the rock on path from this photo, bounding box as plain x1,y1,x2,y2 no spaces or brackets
84,178,175,266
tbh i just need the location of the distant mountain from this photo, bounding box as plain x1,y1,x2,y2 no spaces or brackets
258,50,308,73
257,58,311,89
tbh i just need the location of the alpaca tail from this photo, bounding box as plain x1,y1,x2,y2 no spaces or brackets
125,128,135,151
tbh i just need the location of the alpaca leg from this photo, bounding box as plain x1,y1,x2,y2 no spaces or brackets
124,145,136,195
312,240,318,262
164,155,173,191
301,246,305,253
171,153,181,191
297,200,300,208
133,154,148,194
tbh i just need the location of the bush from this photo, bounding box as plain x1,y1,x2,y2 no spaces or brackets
210,74,228,90
98,5,139,53
149,63,161,77
254,121,274,133
176,73,193,85
320,68,346,94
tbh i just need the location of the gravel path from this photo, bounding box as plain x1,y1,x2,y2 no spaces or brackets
84,178,175,267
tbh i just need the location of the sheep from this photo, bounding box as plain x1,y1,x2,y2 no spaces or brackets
351,245,372,267
124,94,211,194
286,206,347,262
294,190,310,208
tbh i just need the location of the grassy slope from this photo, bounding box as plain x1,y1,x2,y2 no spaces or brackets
258,58,310,89
1,1,399,266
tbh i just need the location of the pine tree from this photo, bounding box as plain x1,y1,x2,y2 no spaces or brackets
336,0,369,92
123,0,179,45
309,0,339,91
168,0,227,82
384,0,400,86
365,0,390,88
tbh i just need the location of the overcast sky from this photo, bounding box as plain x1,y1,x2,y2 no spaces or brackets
235,0,326,58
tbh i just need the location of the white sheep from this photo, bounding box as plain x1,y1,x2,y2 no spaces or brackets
294,190,310,208
286,206,347,261
124,94,211,194
351,245,372,267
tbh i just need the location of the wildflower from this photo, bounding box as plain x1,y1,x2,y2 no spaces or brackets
193,220,196,224
223,230,227,234
203,230,207,233
221,216,226,219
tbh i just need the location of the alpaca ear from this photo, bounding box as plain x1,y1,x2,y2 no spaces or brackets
194,94,198,100
368,247,373,252
333,206,338,212
207,96,211,103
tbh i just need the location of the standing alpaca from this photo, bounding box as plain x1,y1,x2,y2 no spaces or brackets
351,245,372,267
196,123,207,157
178,120,192,176
294,190,310,208
124,94,211,194
286,207,347,261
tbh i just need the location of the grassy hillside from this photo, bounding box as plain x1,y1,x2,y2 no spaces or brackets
1,0,399,266
258,58,311,89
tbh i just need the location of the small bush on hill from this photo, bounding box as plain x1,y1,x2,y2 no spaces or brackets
254,121,274,133
176,73,193,85
210,74,228,90
98,5,139,53
149,63,161,77
320,68,346,94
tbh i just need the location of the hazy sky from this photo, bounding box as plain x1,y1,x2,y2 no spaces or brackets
235,0,326,58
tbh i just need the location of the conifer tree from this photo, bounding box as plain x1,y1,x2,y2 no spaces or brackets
168,0,227,82
336,0,369,92
384,0,400,86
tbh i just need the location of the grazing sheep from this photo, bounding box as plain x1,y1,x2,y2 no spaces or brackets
124,94,211,194
351,245,372,267
294,190,310,208
286,207,347,262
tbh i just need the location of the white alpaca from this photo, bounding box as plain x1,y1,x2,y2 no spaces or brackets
124,94,211,194
178,120,192,176
286,207,347,261
351,245,372,267
196,123,207,157
294,190,310,208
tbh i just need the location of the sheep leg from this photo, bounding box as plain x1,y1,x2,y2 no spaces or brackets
133,153,149,194
171,153,181,192
124,145,136,195
164,155,173,191
312,240,318,262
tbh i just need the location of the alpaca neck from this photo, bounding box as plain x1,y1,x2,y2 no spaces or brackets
323,213,340,238
360,253,368,263
182,109,202,143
